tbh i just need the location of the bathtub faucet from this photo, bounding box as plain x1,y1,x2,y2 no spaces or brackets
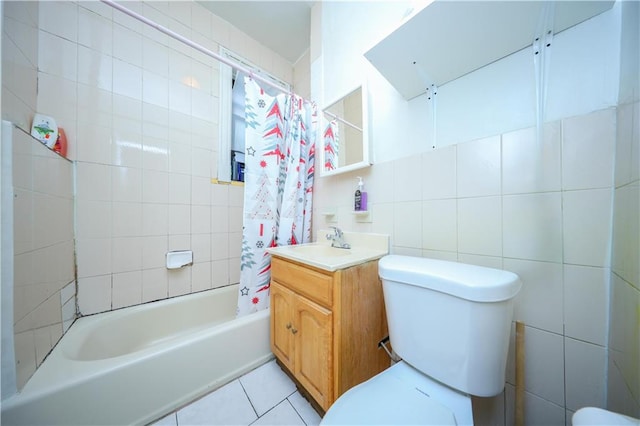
326,227,350,249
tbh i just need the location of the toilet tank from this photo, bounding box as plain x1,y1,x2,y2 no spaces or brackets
378,255,521,397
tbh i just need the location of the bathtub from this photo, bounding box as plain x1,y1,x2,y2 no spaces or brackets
1,284,273,425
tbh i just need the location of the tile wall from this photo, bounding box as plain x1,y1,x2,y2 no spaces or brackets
3,0,76,391
28,1,293,315
11,128,75,390
608,99,640,417
313,107,621,424
2,1,38,131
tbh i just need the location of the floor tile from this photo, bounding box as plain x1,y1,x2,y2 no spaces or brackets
288,391,322,426
250,400,305,426
239,359,297,416
177,379,258,425
151,412,177,426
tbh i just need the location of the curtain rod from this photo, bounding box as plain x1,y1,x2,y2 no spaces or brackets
101,0,366,135
100,0,289,95
323,110,363,132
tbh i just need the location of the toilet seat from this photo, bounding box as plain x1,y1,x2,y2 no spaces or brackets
572,407,640,425
321,362,472,425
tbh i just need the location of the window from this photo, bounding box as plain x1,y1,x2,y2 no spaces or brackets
217,48,290,183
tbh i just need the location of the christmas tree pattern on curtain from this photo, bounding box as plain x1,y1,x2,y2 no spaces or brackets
323,120,339,171
237,77,317,316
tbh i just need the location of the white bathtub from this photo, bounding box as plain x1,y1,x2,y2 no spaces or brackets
1,284,273,425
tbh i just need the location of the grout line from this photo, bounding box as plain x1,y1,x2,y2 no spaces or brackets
286,394,310,426
237,377,260,419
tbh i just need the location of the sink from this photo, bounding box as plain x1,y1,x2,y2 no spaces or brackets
292,245,352,258
267,231,389,272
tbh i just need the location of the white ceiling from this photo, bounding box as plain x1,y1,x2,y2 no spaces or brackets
198,1,314,64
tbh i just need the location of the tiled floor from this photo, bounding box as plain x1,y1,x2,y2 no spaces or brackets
151,360,323,426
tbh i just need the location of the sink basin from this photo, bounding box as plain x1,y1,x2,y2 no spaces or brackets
292,245,352,258
267,232,389,272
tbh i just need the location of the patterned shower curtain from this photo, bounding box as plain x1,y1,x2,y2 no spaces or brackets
237,77,317,316
323,119,339,171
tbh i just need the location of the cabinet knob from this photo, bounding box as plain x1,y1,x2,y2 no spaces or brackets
286,323,292,329
291,328,298,334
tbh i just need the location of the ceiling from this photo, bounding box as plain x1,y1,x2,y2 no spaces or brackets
198,1,314,64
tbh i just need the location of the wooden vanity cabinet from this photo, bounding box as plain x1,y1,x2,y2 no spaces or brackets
269,256,389,413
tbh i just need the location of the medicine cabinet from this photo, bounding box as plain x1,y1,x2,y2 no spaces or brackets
365,0,615,100
320,85,371,177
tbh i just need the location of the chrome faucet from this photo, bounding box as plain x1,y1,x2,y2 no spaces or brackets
326,226,351,249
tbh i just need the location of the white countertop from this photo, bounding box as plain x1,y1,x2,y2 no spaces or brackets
267,230,389,272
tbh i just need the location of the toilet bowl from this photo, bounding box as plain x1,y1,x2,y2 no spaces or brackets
572,407,639,425
321,361,470,425
321,255,522,425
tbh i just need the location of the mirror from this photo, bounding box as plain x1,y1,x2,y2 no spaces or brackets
320,85,371,176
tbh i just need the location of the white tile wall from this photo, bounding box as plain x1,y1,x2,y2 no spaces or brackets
523,390,566,425
112,271,143,309
562,108,616,191
112,237,143,273
38,30,78,80
511,261,563,335
142,267,169,303
422,199,457,252
562,189,613,267
393,154,422,202
609,96,640,418
39,1,77,40
457,196,502,256
8,126,75,389
609,273,640,402
422,145,456,200
503,192,563,262
563,265,608,345
564,338,606,410
612,183,640,287
456,135,501,197
607,354,640,418
77,275,110,316
393,201,422,248
524,327,565,406
502,121,561,194
78,6,113,54
2,9,39,129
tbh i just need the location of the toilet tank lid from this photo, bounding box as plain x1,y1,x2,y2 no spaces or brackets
379,255,521,302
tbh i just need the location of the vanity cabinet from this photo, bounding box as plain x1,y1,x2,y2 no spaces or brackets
269,256,389,413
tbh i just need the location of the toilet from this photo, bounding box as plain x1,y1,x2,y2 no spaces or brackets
572,407,639,425
321,255,522,425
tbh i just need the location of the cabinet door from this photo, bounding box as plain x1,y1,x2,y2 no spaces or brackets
294,295,333,411
270,281,295,372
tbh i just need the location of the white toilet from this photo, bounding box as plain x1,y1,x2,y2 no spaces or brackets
321,255,522,425
573,407,639,425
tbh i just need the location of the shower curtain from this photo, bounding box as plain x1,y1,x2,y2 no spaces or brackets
323,120,339,171
237,77,317,316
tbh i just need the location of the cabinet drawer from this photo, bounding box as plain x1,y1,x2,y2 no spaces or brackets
272,258,333,307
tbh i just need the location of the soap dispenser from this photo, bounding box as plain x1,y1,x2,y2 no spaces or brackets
354,177,368,211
